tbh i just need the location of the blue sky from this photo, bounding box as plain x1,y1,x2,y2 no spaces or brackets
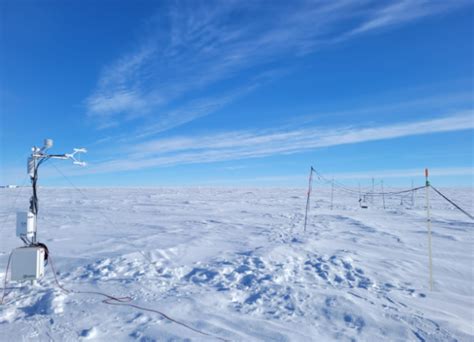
1,0,473,187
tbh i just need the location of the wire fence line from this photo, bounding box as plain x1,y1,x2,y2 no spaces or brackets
312,168,426,197
304,167,474,230
430,186,474,220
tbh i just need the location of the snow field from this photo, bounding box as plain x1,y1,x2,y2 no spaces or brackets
0,187,473,341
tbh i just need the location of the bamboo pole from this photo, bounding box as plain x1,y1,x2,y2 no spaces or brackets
358,182,361,207
425,168,433,291
304,166,314,232
330,177,334,210
381,180,386,209
371,177,375,204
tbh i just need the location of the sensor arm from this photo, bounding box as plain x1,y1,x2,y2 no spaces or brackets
39,149,87,166
27,140,87,243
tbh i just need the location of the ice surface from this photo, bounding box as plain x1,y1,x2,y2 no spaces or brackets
0,187,473,341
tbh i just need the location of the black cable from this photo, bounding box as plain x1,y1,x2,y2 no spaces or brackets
315,171,373,195
29,156,52,216
430,186,474,221
313,169,425,197
363,185,427,196
313,170,362,195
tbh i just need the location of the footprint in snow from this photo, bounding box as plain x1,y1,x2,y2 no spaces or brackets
79,327,97,339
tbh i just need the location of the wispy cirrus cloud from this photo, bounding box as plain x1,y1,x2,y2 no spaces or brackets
346,0,467,37
85,1,468,133
84,110,473,174
196,167,474,186
131,80,261,139
327,167,474,180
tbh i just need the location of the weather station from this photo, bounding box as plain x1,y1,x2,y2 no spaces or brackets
10,139,86,282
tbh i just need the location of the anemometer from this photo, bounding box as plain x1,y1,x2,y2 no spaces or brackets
11,139,86,282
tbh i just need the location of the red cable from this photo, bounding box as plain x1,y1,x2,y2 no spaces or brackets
48,254,229,341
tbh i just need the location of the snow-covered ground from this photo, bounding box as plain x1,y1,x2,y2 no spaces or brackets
0,186,473,341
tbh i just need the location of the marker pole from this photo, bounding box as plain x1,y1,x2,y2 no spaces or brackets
371,177,375,204
304,166,314,232
330,177,334,210
381,180,386,210
425,168,433,291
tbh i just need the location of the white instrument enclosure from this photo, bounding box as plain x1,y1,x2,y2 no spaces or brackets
16,211,36,238
11,247,45,281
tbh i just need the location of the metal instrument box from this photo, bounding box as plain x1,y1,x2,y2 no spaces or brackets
11,247,45,281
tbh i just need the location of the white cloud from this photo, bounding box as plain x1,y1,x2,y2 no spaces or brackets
87,91,148,117
194,167,474,185
132,82,259,139
328,167,474,180
346,0,466,37
85,111,473,174
85,1,467,131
